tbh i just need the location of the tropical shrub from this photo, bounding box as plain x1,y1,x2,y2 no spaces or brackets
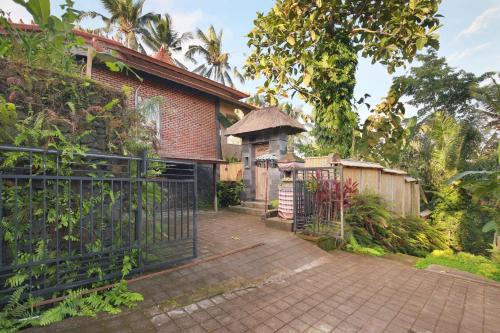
217,181,243,207
345,192,446,256
0,58,157,155
317,236,345,252
490,246,500,264
432,185,496,255
416,249,500,282
344,192,392,247
345,235,385,257
304,173,358,230
0,0,83,73
390,216,447,257
0,1,150,327
0,256,143,332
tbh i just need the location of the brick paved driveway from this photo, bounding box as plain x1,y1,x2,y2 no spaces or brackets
29,211,500,333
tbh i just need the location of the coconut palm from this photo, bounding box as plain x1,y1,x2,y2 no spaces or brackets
79,0,158,51
141,13,192,67
141,13,191,54
185,25,244,87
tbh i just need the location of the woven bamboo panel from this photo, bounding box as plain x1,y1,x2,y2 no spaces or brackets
300,157,421,216
220,163,243,181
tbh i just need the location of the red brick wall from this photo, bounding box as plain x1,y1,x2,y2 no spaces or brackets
91,66,218,160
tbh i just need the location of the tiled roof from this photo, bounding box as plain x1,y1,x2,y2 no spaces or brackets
7,23,254,110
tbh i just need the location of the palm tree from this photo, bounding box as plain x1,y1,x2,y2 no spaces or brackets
185,25,244,87
142,14,191,54
141,13,192,67
79,0,157,51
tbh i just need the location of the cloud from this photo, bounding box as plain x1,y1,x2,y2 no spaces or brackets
143,1,203,34
0,0,33,22
169,9,203,34
458,5,500,38
447,42,491,62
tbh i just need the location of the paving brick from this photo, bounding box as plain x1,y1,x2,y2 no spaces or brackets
25,211,500,333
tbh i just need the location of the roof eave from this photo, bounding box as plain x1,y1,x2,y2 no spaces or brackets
226,126,306,137
8,23,252,106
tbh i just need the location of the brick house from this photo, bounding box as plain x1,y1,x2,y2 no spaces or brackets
11,23,254,207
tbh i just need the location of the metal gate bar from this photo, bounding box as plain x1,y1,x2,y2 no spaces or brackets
293,166,344,237
0,145,197,302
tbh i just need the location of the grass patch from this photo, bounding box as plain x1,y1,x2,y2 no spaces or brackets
416,249,500,282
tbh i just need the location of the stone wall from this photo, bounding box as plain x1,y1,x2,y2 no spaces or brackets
241,129,288,201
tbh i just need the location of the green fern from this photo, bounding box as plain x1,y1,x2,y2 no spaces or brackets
0,287,41,332
1,255,144,331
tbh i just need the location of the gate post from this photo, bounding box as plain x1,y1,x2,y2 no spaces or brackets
340,165,344,239
193,163,198,258
292,169,297,233
136,150,147,270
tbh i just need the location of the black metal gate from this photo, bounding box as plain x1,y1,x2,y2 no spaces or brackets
292,166,345,237
0,145,197,302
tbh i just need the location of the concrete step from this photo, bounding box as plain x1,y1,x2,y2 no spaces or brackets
226,206,265,216
226,205,278,218
263,217,294,232
263,209,278,218
241,201,270,209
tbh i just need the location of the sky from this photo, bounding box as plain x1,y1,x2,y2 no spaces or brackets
1,0,499,120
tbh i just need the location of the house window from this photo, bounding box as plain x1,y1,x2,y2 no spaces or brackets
138,96,161,139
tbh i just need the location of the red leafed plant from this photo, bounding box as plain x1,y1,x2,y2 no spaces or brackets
305,170,358,222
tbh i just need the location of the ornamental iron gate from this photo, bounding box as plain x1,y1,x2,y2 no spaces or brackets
292,166,345,237
0,145,197,303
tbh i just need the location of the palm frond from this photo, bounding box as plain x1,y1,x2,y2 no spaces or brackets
192,63,206,74
184,25,242,86
223,71,234,87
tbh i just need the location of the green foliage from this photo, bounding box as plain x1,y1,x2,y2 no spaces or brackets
357,52,496,178
392,51,486,119
416,249,500,281
78,0,159,51
0,256,143,331
0,57,153,155
447,162,500,249
303,222,339,237
317,236,344,252
346,235,385,257
216,181,243,207
185,25,244,87
357,90,415,166
0,95,17,142
345,193,446,257
0,3,154,327
345,192,392,243
489,246,500,264
390,216,447,257
432,185,496,255
1,0,83,72
356,53,499,255
245,0,442,156
270,199,279,209
0,287,40,332
141,13,192,68
224,155,240,163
